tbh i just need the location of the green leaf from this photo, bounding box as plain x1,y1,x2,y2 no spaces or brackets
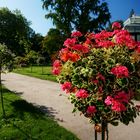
72,108,77,113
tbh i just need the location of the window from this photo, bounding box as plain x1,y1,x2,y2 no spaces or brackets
137,34,140,41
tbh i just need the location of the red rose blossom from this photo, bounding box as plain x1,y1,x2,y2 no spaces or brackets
72,44,89,53
112,22,121,29
87,106,97,114
114,30,137,49
136,45,140,53
97,40,115,48
94,30,113,40
61,82,72,93
105,96,113,105
53,60,61,68
71,31,82,37
76,89,89,98
111,65,129,78
111,100,126,112
105,91,129,112
52,60,62,75
52,68,61,75
114,91,129,103
63,38,76,47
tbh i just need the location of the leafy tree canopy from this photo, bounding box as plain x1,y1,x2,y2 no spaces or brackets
42,28,64,59
0,43,14,72
0,8,34,56
29,33,44,53
42,0,111,36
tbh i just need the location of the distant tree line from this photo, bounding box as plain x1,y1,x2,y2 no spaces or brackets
0,7,49,67
1,1,128,67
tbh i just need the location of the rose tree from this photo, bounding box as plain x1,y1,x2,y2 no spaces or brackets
0,44,15,118
52,22,140,139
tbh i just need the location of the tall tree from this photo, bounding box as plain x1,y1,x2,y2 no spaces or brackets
0,8,33,56
29,33,44,53
42,0,111,36
42,28,64,60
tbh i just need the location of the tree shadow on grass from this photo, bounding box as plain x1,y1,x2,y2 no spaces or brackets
2,87,58,120
6,100,60,139
38,105,58,117
11,100,57,119
11,100,43,114
11,99,64,123
2,86,23,96
2,87,12,93
38,105,64,122
0,87,66,139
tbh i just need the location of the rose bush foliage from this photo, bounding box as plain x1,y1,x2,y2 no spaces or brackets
52,22,140,126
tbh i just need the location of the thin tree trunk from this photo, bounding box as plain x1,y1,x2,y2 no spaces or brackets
0,70,6,118
101,121,108,140
95,128,97,140
101,121,106,140
94,122,109,140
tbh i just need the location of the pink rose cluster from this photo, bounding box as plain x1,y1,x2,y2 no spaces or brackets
63,38,89,54
76,89,89,98
52,60,62,75
86,106,97,114
94,30,115,48
111,65,129,78
114,30,137,49
112,22,121,29
71,31,83,37
61,82,72,93
105,91,129,112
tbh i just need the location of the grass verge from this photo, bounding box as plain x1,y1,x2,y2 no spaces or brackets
13,66,57,82
0,86,79,140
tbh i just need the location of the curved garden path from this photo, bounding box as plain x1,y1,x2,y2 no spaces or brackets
2,73,140,140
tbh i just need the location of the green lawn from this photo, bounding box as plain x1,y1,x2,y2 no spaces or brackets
14,66,57,82
0,87,79,140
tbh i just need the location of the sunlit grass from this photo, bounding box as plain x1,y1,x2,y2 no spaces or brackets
0,86,79,140
14,66,57,82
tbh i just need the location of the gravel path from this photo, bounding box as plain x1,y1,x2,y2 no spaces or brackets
2,73,140,140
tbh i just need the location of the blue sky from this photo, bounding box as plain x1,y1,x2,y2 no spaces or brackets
106,0,140,21
0,0,140,36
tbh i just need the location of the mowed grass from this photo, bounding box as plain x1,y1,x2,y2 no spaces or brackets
14,66,57,82
0,87,79,140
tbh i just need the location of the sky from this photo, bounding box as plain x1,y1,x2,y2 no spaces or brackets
0,0,140,36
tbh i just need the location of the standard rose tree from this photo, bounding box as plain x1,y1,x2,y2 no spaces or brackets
0,44,14,118
52,22,140,139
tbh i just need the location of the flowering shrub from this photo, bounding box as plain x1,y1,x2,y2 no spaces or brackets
52,22,140,126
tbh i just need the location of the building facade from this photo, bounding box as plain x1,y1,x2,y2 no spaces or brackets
124,15,140,41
